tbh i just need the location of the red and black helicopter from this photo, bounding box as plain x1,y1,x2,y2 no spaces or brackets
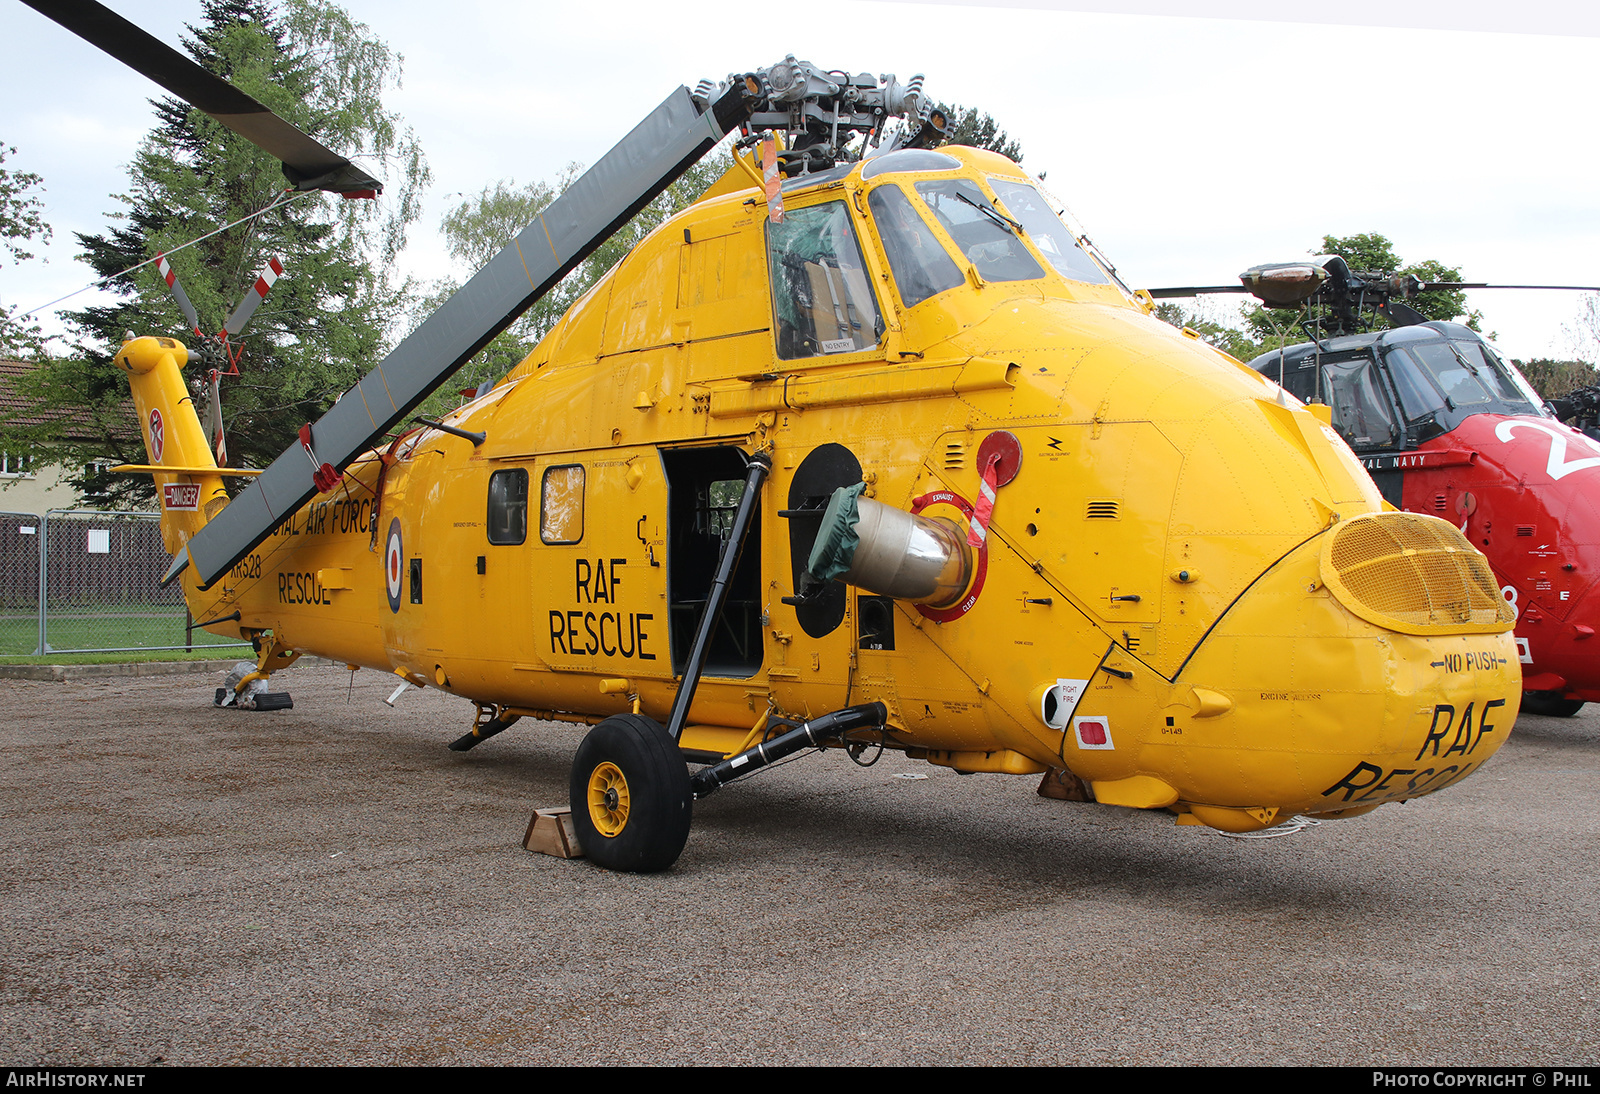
1152,259,1600,716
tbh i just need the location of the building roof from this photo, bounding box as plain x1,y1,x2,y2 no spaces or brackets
0,360,136,441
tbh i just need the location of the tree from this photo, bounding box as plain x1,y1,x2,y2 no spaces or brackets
8,0,428,506
0,145,53,359
934,103,1023,163
1318,232,1477,331
1152,302,1263,362
1517,357,1597,401
1562,292,1600,368
1235,232,1479,354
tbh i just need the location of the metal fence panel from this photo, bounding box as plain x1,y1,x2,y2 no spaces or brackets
29,509,249,656
0,512,43,656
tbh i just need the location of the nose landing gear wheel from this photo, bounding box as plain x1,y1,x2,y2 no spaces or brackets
1521,691,1585,718
569,713,692,872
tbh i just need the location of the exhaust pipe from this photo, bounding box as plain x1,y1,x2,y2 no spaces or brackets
806,484,972,608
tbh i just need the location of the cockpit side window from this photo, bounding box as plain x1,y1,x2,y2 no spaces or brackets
867,184,963,309
767,201,884,360
914,178,1044,283
987,179,1109,285
1321,357,1399,448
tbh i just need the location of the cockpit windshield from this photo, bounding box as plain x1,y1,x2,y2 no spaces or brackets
1384,338,1540,418
915,178,1044,283
987,179,1109,284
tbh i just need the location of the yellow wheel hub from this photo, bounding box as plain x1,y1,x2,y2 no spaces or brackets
587,761,630,837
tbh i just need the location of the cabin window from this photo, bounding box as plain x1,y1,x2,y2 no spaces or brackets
868,184,963,308
486,468,528,545
701,479,745,540
915,178,1044,283
540,465,585,545
81,460,113,503
767,201,883,359
987,178,1110,285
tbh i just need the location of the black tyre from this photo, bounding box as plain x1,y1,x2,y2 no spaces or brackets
1521,691,1585,718
569,713,692,872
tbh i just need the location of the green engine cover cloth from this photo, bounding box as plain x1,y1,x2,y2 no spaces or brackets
806,482,868,582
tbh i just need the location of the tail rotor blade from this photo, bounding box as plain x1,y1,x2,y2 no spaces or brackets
156,253,203,335
223,258,285,337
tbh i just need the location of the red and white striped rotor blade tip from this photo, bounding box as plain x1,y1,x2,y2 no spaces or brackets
223,257,285,337
155,253,202,336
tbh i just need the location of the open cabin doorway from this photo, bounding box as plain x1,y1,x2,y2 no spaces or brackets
660,446,763,678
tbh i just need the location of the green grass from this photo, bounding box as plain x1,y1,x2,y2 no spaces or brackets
0,648,248,665
0,611,249,659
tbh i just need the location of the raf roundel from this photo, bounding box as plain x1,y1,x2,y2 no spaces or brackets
385,518,403,613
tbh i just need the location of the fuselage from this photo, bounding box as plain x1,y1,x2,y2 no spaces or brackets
127,146,1519,833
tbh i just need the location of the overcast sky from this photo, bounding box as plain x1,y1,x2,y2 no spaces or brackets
3,0,1598,361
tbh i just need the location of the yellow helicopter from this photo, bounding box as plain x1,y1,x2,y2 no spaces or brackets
31,0,1521,871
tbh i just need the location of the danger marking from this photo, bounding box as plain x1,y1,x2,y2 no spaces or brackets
162,482,199,511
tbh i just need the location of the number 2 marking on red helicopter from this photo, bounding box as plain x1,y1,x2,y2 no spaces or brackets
1494,419,1600,481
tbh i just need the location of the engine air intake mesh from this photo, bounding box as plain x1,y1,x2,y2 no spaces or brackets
1320,513,1515,635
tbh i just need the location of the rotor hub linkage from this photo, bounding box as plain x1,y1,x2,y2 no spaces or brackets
694,57,936,177
689,702,888,799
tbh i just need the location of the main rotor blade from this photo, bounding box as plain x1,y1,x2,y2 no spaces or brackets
1416,282,1600,293
167,81,755,588
20,0,381,195
1143,285,1251,299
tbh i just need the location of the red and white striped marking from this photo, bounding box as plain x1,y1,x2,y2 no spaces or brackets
967,431,1022,549
223,257,285,336
155,252,202,334
968,452,1000,549
761,138,784,224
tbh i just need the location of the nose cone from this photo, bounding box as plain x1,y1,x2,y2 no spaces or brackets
1154,513,1520,828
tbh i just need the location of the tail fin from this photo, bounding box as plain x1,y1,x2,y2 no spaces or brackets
112,336,229,557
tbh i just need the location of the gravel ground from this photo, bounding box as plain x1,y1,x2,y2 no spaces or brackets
0,661,1596,1066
